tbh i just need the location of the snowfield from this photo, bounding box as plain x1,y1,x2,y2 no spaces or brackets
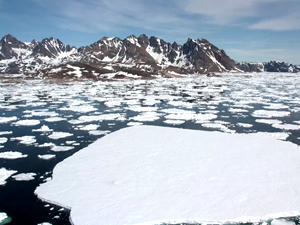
35,125,300,225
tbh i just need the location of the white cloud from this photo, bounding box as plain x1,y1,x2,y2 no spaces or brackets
249,14,300,31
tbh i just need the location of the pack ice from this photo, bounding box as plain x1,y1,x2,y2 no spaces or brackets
35,125,300,225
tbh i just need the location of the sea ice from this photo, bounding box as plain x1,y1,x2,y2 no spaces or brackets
48,132,73,140
14,119,40,126
163,120,185,125
0,116,17,124
0,138,7,144
79,124,99,131
252,110,290,118
33,125,53,132
38,155,56,160
272,124,300,131
0,168,17,186
50,146,74,152
88,130,111,136
10,136,36,145
0,131,12,136
44,117,67,122
0,212,8,224
35,126,300,225
256,119,283,125
12,173,36,181
0,151,28,159
236,123,253,128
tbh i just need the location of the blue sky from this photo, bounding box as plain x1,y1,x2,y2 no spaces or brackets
1,0,300,64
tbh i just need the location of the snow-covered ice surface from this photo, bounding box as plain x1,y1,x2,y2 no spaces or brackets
0,168,17,186
12,172,36,181
0,72,300,224
36,125,300,225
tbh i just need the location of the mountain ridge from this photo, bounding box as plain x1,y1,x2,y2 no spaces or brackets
0,34,299,80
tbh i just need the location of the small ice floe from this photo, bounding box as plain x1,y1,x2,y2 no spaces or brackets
24,111,59,117
252,110,290,118
202,123,235,133
0,212,11,224
10,136,36,145
33,125,53,132
272,123,300,131
38,143,55,148
0,138,7,144
60,105,97,113
38,154,56,160
126,106,158,112
37,222,52,225
228,108,249,113
127,122,143,126
14,119,40,126
0,116,17,124
0,131,12,136
130,112,161,122
0,168,17,186
236,123,253,128
263,104,289,110
72,114,123,124
88,130,111,136
0,151,28,159
48,132,73,140
44,117,67,122
50,145,74,152
256,119,282,125
12,173,36,181
271,219,295,225
163,120,185,125
79,124,99,131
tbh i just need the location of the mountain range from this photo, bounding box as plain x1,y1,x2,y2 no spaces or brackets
0,34,299,80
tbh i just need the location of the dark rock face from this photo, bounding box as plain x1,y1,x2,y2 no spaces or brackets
0,34,27,60
0,33,299,78
237,61,300,73
32,37,75,58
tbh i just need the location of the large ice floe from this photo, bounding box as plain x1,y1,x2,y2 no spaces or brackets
36,125,300,225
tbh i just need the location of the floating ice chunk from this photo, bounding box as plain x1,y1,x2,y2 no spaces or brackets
272,124,300,130
76,114,122,123
263,104,289,110
194,113,217,122
51,145,74,152
130,112,161,122
252,110,290,118
38,143,55,148
33,125,53,132
88,130,111,136
25,111,59,117
12,173,36,181
38,154,56,160
293,121,300,125
0,131,12,136
165,113,194,121
48,132,73,140
37,222,52,225
60,105,97,113
161,108,196,115
11,136,36,145
0,151,28,159
163,120,185,125
228,108,248,113
79,124,99,131
127,106,158,112
236,123,253,128
0,168,17,186
0,212,10,224
127,122,143,126
0,138,7,144
14,119,40,126
202,123,235,133
45,117,67,122
35,126,300,225
256,119,282,125
0,116,17,124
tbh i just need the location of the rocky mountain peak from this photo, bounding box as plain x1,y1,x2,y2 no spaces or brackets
0,34,27,60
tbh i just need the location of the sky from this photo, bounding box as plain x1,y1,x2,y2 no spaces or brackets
1,0,300,64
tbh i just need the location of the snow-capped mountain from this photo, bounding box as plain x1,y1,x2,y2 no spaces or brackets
236,61,300,73
0,34,299,79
